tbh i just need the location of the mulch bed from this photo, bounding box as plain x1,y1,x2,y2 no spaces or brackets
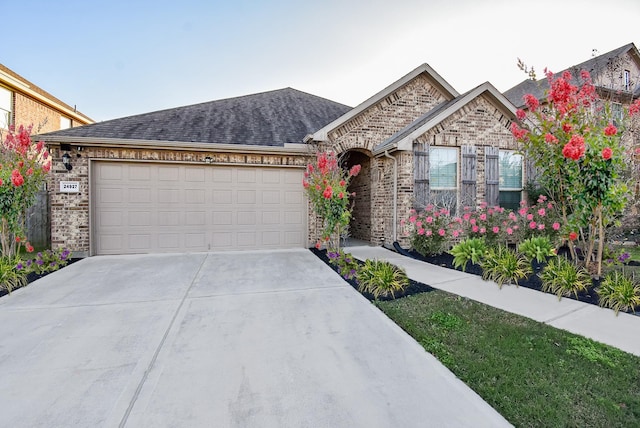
312,244,640,316
310,247,436,301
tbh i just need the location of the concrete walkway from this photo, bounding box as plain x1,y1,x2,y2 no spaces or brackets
347,246,640,357
0,249,511,427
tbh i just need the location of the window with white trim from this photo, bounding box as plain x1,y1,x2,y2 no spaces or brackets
429,147,458,211
499,150,523,211
0,86,11,129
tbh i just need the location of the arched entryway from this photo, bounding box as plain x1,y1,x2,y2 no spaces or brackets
341,150,372,243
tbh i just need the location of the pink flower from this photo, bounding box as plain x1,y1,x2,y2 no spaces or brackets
538,223,545,230
322,186,333,199
518,208,527,217
506,227,513,235
529,221,537,229
472,225,479,233
409,216,417,224
453,230,460,238
509,212,517,221
479,214,487,221
426,216,433,224
438,229,445,237
527,213,534,221
338,192,344,199
416,221,422,228
479,228,486,234
524,93,539,111
602,147,612,160
426,230,433,236
470,218,476,225
544,133,558,144
552,222,560,231
547,203,553,209
569,231,578,241
400,219,406,226
537,208,546,216
349,164,361,177
492,226,500,234
604,123,617,136
516,109,526,120
463,213,471,220
418,228,425,235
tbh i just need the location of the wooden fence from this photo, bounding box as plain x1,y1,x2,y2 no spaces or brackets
26,190,50,250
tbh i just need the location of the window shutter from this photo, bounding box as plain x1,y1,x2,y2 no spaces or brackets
414,142,429,209
485,146,499,207
461,145,477,209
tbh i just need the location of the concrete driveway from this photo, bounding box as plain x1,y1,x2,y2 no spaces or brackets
0,249,510,427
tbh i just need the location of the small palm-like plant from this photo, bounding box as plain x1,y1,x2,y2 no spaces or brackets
597,270,640,315
0,256,27,294
540,256,591,300
519,236,555,263
481,245,531,289
449,238,486,272
357,259,409,299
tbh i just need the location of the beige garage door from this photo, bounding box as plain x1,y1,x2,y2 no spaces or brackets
92,162,306,255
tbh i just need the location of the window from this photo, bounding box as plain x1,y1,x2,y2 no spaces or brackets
499,150,523,211
624,69,631,91
612,102,623,126
429,147,458,211
0,86,11,129
60,116,71,129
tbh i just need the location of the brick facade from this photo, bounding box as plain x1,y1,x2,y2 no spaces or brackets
48,144,308,256
1,64,93,133
313,77,518,248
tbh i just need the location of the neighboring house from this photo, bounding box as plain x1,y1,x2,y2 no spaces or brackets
1,63,94,249
0,63,94,133
39,88,351,256
41,64,522,256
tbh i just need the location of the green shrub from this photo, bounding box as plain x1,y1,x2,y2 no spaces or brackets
518,236,555,263
481,245,531,288
357,259,409,299
596,270,640,315
540,257,591,300
327,249,359,280
0,256,27,294
449,238,486,272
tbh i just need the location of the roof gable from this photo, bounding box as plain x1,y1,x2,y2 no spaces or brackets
504,43,640,107
40,88,351,147
375,82,518,154
307,64,459,142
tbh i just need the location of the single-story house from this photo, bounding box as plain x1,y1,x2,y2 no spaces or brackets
41,64,522,256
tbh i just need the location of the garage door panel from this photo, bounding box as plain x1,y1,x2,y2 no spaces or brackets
93,162,306,255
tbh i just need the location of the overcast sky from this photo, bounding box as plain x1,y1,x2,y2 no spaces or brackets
4,0,639,122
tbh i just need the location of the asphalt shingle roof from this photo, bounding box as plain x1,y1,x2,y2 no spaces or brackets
504,43,638,108
40,88,352,146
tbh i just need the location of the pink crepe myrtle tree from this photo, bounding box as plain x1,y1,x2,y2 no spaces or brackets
511,69,637,275
0,125,51,258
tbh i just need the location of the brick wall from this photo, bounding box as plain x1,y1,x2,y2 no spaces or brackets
414,96,517,206
14,93,82,133
329,75,448,153
47,144,308,256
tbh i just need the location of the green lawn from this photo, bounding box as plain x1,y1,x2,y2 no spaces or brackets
376,291,640,427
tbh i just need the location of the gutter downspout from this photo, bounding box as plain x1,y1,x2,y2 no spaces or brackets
383,150,397,243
